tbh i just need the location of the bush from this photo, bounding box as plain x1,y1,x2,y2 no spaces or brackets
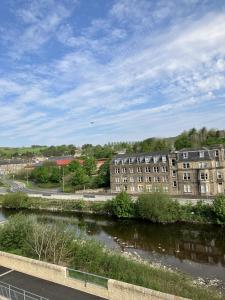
136,192,180,223
111,192,135,218
212,195,225,224
0,213,32,251
2,192,29,209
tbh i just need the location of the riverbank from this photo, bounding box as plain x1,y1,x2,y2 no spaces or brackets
0,213,223,300
1,191,225,225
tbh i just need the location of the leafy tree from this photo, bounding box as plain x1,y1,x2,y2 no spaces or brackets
95,160,110,188
83,157,97,176
111,192,135,218
71,167,89,187
212,195,225,223
67,160,81,173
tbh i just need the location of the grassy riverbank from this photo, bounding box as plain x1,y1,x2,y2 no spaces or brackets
0,213,223,300
1,191,225,224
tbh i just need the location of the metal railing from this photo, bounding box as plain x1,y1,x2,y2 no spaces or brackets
67,268,108,289
0,281,48,300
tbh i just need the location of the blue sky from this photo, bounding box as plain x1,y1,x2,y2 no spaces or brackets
0,0,225,146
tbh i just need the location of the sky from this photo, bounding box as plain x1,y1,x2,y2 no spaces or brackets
0,0,225,147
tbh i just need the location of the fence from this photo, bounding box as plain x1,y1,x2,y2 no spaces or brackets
0,281,48,300
67,268,108,288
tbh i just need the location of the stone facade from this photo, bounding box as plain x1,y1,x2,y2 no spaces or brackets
0,159,29,175
110,146,225,197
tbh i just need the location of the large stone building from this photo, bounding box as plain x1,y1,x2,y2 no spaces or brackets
110,146,225,196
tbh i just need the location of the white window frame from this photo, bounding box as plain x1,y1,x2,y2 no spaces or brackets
183,152,188,159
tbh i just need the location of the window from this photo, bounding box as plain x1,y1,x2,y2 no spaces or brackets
122,177,128,183
128,158,132,164
200,172,208,180
153,176,160,183
146,185,152,192
145,166,151,173
138,176,143,182
183,152,188,159
217,171,222,179
183,162,190,169
115,178,120,183
123,185,128,191
162,166,167,172
199,162,208,169
215,150,219,157
130,186,135,192
114,160,119,165
153,166,159,173
199,151,205,158
163,186,169,193
130,177,134,183
138,185,144,192
162,176,168,182
162,156,167,163
200,184,209,194
183,172,191,180
173,181,177,188
115,168,120,174
121,167,126,173
216,161,220,168
184,184,191,193
137,167,142,173
172,159,176,166
129,167,134,173
145,176,152,182
172,170,176,177
116,186,120,192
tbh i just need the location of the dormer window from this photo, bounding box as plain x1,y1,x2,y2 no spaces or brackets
128,158,132,164
215,150,219,157
162,156,167,163
183,152,188,159
199,151,204,158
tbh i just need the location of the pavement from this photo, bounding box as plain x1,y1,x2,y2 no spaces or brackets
0,267,106,300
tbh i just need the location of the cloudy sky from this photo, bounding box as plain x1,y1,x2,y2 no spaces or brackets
0,0,225,146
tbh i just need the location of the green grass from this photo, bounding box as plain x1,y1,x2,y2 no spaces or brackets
70,240,224,300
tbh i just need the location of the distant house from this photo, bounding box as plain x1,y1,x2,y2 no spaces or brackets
0,159,29,175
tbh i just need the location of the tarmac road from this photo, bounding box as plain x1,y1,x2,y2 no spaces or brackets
0,267,106,300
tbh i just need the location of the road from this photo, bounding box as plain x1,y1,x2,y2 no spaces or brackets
0,267,106,300
0,178,213,204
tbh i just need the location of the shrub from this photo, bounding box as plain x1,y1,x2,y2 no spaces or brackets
2,192,29,209
136,192,180,223
0,213,32,251
111,192,135,218
212,195,225,224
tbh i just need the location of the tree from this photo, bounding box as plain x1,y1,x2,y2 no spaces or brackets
71,167,89,187
83,157,97,176
111,192,135,218
212,195,225,223
95,160,110,188
67,160,81,173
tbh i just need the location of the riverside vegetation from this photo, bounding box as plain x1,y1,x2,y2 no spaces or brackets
0,213,224,300
1,191,225,224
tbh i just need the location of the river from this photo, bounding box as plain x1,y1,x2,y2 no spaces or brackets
1,208,225,290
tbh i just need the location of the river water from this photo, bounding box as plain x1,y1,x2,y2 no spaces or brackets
1,208,225,289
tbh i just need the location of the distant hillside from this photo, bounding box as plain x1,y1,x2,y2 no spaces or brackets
0,128,225,159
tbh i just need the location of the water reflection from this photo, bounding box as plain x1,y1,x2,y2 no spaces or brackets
1,208,225,283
